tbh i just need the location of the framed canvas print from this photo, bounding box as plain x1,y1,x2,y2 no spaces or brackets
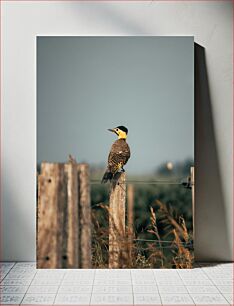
37,36,194,269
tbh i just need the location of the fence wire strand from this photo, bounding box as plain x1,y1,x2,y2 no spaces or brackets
100,237,193,248
90,178,190,186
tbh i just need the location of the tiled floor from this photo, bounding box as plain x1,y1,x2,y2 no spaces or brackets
0,262,233,305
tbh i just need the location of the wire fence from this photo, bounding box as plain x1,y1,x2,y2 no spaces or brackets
134,239,193,249
90,178,192,186
134,238,191,244
99,237,193,248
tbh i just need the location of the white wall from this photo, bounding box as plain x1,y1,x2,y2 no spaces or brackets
2,1,232,261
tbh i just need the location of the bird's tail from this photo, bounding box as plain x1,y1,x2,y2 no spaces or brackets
101,170,113,183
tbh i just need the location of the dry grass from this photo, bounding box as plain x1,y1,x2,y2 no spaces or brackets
91,200,194,269
149,200,194,269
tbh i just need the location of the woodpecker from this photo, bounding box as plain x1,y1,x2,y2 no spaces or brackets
101,126,131,183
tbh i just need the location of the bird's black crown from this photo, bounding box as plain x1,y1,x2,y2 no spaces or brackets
116,126,128,134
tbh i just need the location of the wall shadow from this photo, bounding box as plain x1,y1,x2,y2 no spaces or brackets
1,163,36,261
195,43,231,261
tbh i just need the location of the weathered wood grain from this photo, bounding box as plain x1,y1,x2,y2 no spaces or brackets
64,161,79,268
109,173,126,268
78,164,92,268
37,163,66,268
127,183,134,267
191,166,195,240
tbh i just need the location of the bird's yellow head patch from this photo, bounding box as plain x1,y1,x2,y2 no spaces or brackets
108,126,128,139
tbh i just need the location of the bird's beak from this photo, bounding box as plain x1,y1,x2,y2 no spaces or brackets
108,128,117,135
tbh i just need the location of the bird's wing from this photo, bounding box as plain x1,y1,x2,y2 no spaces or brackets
108,142,130,173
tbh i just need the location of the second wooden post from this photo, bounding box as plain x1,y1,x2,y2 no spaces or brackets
78,164,92,268
191,166,195,240
109,173,126,268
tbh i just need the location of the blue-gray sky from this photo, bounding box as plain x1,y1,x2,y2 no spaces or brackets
37,37,194,175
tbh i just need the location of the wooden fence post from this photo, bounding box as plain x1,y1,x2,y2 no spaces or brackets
109,173,126,268
127,184,134,267
191,167,195,240
78,164,92,268
64,161,79,268
37,160,92,269
37,163,66,268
